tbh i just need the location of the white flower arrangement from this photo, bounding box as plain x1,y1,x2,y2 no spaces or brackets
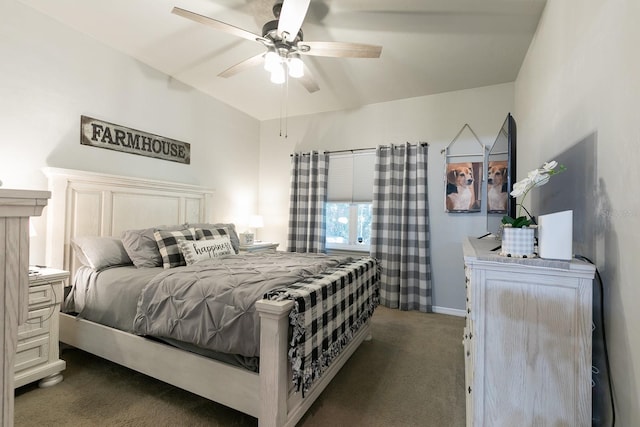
502,160,566,228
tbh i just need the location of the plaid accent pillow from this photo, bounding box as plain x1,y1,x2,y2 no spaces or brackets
178,236,234,265
188,223,240,253
153,228,197,269
195,227,238,254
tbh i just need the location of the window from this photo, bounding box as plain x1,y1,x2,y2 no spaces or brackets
325,152,375,251
326,202,372,249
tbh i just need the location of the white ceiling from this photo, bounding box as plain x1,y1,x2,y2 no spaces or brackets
19,0,546,121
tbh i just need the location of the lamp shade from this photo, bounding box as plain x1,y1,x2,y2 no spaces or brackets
270,64,285,84
288,55,304,78
249,215,264,229
264,50,280,72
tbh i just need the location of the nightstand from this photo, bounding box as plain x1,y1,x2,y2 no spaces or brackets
238,242,280,253
14,267,68,388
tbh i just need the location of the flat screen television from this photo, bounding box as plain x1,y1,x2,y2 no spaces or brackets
486,113,517,237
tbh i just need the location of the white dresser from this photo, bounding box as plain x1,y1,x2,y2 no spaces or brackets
0,188,50,427
14,268,68,388
462,237,595,427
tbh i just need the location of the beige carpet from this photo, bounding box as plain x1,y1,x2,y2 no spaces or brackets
15,306,465,427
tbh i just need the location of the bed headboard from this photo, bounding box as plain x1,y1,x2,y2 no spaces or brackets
43,167,215,277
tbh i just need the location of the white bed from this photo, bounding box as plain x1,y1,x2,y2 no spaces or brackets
43,167,374,427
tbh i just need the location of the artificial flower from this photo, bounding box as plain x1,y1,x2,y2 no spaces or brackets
502,160,566,228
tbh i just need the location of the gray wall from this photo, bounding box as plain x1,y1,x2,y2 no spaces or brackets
515,0,640,423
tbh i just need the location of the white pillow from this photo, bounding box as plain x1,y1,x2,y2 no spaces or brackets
178,236,235,265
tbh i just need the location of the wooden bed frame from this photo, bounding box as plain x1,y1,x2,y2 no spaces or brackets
43,167,371,427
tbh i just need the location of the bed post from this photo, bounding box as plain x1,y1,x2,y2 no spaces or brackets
256,299,294,427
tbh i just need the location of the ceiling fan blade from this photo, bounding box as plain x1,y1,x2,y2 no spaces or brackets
218,52,266,78
298,41,382,58
277,0,311,41
297,64,320,93
172,7,264,43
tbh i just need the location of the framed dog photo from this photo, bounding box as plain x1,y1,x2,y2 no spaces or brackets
487,160,509,213
445,161,482,212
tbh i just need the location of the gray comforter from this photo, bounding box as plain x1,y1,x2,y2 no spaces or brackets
133,252,352,357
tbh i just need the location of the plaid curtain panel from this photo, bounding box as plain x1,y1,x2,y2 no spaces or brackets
371,143,432,312
265,257,380,395
287,152,329,253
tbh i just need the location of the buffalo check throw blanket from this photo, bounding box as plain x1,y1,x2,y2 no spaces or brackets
265,256,380,395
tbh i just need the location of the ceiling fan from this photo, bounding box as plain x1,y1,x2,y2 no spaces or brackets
172,0,383,93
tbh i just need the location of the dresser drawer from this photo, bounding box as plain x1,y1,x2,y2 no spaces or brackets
14,268,69,388
18,306,53,341
27,283,59,309
15,335,50,374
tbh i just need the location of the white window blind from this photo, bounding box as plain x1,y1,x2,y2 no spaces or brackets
327,152,375,202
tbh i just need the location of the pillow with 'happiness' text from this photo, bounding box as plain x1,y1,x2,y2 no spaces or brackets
177,236,235,265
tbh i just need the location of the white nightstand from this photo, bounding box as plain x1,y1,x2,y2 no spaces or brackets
14,267,68,388
238,242,280,253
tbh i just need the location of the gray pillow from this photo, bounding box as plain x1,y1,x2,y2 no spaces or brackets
72,236,132,271
121,224,185,268
188,223,240,254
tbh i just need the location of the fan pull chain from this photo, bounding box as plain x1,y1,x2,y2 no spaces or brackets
279,84,283,137
279,71,285,137
284,72,289,138
278,69,289,138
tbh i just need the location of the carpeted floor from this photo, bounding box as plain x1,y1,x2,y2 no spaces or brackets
15,306,465,427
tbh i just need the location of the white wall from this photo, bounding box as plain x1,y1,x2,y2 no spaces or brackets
259,83,514,312
515,0,640,423
0,1,261,265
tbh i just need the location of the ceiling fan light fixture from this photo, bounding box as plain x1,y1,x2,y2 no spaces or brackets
288,55,304,78
270,63,285,84
173,3,381,97
264,49,280,72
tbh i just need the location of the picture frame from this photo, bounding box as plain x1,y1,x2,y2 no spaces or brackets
445,161,482,213
486,160,509,213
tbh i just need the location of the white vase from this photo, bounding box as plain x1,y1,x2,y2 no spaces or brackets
500,226,536,258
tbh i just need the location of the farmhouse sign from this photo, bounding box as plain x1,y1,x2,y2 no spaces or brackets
80,115,190,164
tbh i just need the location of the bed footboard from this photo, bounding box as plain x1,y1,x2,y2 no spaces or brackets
256,256,379,427
255,299,373,427
256,299,294,427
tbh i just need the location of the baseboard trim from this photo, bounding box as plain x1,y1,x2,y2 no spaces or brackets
432,306,466,317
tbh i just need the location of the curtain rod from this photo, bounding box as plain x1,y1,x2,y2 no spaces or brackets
325,147,375,155
290,142,428,157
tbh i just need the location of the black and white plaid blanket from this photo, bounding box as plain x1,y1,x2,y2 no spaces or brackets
265,256,380,395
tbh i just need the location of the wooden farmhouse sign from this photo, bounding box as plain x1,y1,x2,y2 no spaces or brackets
80,115,190,164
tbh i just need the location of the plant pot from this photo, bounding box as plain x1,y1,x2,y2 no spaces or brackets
500,226,536,258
